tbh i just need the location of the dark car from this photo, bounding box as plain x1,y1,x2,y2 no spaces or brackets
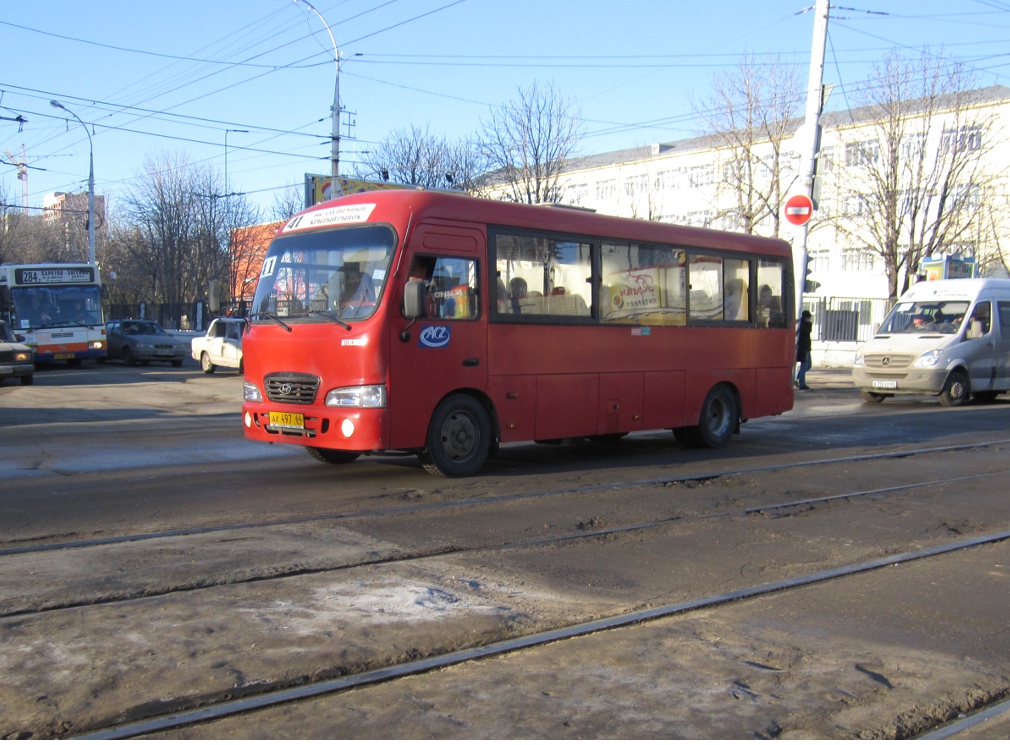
104,319,187,367
0,320,34,385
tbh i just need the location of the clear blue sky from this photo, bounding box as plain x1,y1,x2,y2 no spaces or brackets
2,0,1009,217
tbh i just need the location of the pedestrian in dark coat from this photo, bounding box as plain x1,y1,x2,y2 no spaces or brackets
796,310,813,389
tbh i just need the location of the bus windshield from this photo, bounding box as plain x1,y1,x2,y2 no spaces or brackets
877,300,970,335
251,224,396,322
10,285,104,330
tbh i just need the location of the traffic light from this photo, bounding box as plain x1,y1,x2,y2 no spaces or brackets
804,257,820,294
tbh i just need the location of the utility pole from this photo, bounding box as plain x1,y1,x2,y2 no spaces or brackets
293,0,340,182
795,0,830,316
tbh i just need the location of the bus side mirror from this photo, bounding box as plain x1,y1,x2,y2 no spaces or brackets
403,279,426,319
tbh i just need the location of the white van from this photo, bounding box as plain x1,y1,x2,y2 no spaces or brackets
852,278,1010,406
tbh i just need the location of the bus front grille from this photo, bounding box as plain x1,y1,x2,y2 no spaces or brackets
264,372,320,404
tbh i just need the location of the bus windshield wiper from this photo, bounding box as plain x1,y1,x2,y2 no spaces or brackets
257,313,292,332
309,311,352,331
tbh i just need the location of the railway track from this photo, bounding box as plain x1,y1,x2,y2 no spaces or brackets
1,438,1008,738
75,529,1010,739
2,439,1008,619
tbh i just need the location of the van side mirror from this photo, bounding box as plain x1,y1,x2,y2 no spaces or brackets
967,319,983,339
403,279,426,319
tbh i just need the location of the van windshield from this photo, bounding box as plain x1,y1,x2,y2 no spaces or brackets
251,224,396,322
877,300,970,335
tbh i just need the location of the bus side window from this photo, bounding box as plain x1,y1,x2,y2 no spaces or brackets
408,256,479,320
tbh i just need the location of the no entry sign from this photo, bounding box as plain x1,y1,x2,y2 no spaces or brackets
784,194,814,226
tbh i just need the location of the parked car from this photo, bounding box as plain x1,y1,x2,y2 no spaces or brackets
104,319,187,367
191,317,246,374
0,320,34,385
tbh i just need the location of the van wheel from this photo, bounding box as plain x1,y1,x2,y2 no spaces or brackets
421,394,491,477
674,384,738,448
305,447,361,465
861,391,890,403
938,371,969,407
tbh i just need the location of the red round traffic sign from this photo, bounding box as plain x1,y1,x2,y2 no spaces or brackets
784,194,814,226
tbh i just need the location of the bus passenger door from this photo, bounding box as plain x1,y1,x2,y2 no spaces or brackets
388,230,487,449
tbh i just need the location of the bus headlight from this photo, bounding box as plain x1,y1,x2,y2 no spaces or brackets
914,349,944,368
243,381,263,402
90,341,104,350
325,384,387,408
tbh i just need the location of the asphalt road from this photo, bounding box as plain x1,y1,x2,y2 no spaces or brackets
1,361,1009,738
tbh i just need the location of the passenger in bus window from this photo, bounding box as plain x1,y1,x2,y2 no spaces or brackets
406,256,437,317
509,277,527,314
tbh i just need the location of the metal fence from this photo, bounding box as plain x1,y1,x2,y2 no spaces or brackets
802,296,894,344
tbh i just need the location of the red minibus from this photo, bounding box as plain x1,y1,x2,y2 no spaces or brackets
242,189,795,476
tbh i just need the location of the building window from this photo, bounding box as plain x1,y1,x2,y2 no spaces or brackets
688,164,715,187
845,139,880,167
841,246,877,272
941,125,982,153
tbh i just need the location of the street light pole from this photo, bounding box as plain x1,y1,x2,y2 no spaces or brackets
293,0,340,181
50,100,95,265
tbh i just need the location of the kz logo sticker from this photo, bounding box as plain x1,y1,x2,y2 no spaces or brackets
418,325,451,349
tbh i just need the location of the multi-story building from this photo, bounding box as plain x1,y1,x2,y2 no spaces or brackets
554,85,1010,302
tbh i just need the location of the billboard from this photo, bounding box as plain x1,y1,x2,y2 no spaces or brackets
920,254,978,281
304,174,406,208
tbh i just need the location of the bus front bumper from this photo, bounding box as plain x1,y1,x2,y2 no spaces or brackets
242,404,388,451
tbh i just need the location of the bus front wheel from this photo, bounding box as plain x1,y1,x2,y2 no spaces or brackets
421,394,491,478
674,384,738,449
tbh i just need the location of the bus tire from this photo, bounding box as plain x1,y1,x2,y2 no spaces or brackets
201,352,216,374
861,391,890,403
421,394,491,478
305,447,361,465
938,370,969,407
675,384,738,449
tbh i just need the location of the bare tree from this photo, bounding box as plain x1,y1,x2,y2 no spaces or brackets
120,151,260,308
271,182,305,221
693,52,803,237
829,50,1001,299
480,81,584,204
357,124,487,192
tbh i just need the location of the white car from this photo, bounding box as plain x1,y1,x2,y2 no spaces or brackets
191,318,246,374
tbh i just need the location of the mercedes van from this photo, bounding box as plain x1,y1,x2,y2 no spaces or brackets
852,278,1010,406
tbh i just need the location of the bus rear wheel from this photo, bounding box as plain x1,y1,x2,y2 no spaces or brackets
421,394,491,478
674,384,738,448
305,447,361,465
